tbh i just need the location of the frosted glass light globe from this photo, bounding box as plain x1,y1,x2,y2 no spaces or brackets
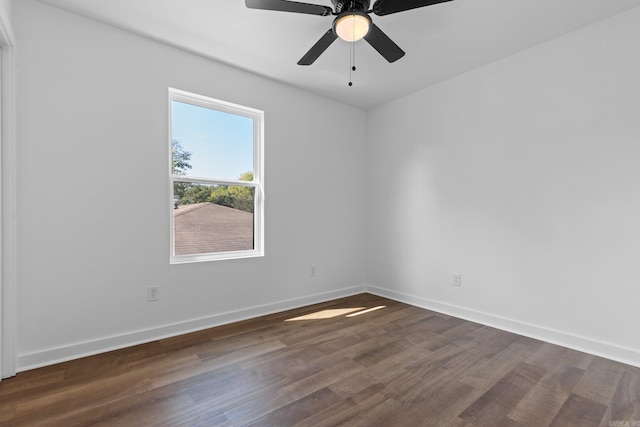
335,13,371,42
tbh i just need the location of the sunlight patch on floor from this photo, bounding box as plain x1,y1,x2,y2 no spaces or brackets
286,308,366,321
346,305,386,317
285,305,387,321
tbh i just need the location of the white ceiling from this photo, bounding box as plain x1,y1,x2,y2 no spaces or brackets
37,0,640,109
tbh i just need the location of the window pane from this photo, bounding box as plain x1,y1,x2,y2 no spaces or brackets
173,182,255,256
171,101,254,181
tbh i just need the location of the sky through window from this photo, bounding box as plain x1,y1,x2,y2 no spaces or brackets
171,101,254,180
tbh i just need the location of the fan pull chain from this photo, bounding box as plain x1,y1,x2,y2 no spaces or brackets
349,41,357,87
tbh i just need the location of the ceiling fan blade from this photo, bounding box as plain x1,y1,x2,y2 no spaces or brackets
245,0,332,16
363,24,405,63
297,29,338,65
372,0,453,16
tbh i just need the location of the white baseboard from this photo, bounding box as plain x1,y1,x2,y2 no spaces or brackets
19,284,639,372
17,285,367,372
367,285,640,369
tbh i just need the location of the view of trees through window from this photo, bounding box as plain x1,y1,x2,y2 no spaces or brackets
172,140,255,213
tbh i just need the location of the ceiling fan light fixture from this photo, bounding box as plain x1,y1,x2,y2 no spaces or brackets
334,12,371,42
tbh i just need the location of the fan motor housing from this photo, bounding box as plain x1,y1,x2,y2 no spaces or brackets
331,0,370,13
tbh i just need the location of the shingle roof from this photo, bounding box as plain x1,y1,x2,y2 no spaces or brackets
173,203,254,256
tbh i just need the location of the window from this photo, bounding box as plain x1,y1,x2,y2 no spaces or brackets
169,88,264,263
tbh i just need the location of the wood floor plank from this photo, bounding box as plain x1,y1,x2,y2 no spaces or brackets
549,393,608,426
459,333,536,391
608,365,640,424
1,293,639,426
573,356,627,405
292,398,361,427
398,379,476,424
507,382,568,426
221,359,364,425
459,362,546,424
245,387,343,427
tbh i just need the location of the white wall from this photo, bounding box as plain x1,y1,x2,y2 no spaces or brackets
367,6,640,366
14,0,367,369
0,0,15,381
0,0,10,22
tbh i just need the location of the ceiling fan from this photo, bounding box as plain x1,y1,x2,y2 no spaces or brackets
245,0,454,65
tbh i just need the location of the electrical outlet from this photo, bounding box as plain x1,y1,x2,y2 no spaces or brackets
453,274,462,287
147,286,159,302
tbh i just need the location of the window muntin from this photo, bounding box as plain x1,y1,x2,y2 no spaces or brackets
169,89,264,263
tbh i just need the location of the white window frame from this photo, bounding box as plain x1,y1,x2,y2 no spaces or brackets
169,88,264,263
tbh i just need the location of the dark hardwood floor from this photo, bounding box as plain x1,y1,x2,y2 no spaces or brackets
1,293,639,426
